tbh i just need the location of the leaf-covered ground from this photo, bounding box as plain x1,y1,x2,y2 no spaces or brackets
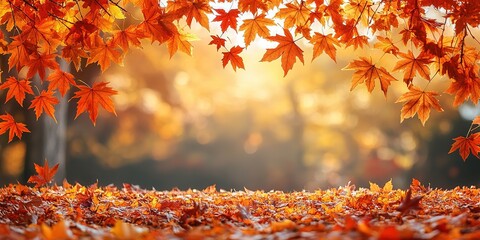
1,180,480,239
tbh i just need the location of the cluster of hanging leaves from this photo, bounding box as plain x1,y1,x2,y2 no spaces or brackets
1,0,480,159
1,162,480,239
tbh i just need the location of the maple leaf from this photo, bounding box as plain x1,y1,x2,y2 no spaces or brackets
209,35,226,51
62,44,89,72
310,33,340,62
184,0,212,30
396,189,423,216
86,37,123,72
7,36,37,71
213,9,240,32
27,160,59,187
395,86,443,126
445,72,480,107
139,7,176,44
449,133,480,161
275,1,311,29
47,69,76,96
373,36,399,56
261,28,304,76
238,0,268,14
0,113,30,142
26,53,60,80
29,90,60,123
345,35,369,50
392,51,433,85
239,14,275,47
343,57,397,96
0,77,34,106
167,31,196,57
71,82,118,126
112,26,143,52
222,46,245,71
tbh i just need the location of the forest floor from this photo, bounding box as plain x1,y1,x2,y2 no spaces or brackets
1,179,480,239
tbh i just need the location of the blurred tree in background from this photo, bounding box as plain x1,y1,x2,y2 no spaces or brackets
1,0,480,191
1,33,472,190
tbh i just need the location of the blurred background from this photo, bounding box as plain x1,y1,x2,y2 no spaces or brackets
1,25,480,191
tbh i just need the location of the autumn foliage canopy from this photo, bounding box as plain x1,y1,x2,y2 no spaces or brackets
0,0,480,159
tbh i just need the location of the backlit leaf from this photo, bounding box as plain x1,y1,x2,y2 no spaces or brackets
392,51,433,85
29,90,60,123
239,14,275,47
449,133,480,161
396,86,443,125
0,77,34,106
222,46,245,71
72,82,118,126
261,28,304,76
343,57,397,96
0,113,30,142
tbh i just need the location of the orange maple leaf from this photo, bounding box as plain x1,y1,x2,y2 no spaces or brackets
184,0,211,30
222,46,245,71
392,50,433,85
209,35,226,51
47,69,76,96
72,82,118,125
0,113,30,142
374,36,399,56
238,0,268,14
213,9,240,32
449,133,480,161
29,90,60,123
166,31,194,58
0,77,34,106
62,44,88,72
86,37,123,72
26,53,59,80
274,1,311,29
310,33,340,62
261,28,304,76
112,25,143,52
139,7,176,43
7,36,37,71
343,57,397,96
445,71,480,107
27,160,59,187
239,14,275,46
395,86,443,126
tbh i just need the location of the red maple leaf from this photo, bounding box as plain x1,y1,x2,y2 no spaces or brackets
29,90,60,123
449,133,480,161
0,113,30,142
71,82,118,125
27,159,59,187
86,37,123,72
209,35,226,51
47,69,76,96
0,77,34,106
213,9,240,32
26,53,59,80
222,46,245,71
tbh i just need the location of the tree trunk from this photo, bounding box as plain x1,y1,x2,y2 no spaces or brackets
23,60,69,184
